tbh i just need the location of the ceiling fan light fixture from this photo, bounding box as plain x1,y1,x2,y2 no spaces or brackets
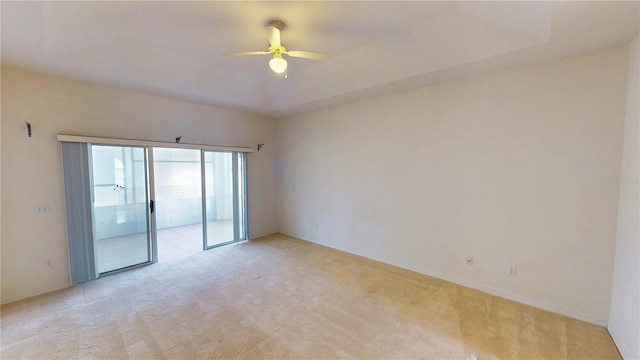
225,20,326,76
269,57,287,74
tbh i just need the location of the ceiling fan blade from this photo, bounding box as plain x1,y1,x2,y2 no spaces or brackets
269,25,281,47
224,51,271,57
285,50,328,60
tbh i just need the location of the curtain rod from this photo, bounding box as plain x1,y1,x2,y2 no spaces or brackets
57,134,255,153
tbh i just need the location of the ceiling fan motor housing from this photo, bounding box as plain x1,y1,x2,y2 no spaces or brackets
270,45,286,57
268,20,285,31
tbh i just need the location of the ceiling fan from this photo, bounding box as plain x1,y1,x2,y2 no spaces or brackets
225,20,328,76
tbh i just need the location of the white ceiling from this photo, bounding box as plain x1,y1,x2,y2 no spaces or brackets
2,1,638,118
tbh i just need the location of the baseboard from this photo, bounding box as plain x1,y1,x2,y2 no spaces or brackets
608,321,633,359
434,272,608,326
373,257,608,326
1,283,71,306
280,232,608,327
2,235,276,305
249,232,278,240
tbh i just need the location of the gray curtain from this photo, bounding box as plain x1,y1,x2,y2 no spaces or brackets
61,142,97,284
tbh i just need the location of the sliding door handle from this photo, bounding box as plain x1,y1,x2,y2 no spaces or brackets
150,200,155,214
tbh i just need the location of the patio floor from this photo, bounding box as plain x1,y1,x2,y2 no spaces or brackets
96,220,234,273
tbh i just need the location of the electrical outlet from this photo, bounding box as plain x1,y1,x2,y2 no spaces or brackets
508,265,517,276
466,256,474,265
45,258,55,268
34,204,50,215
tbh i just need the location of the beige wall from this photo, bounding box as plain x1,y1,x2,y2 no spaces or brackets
608,33,640,360
0,66,278,304
1,43,634,333
277,47,628,325
0,65,3,303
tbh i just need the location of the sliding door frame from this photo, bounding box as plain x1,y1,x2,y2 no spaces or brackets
232,152,240,245
60,134,251,281
89,144,157,277
200,151,208,251
239,152,249,242
148,148,158,264
202,151,248,250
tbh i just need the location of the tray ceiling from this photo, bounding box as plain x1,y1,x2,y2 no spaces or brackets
2,1,638,117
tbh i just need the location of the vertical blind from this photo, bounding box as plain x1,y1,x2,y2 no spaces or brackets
61,142,97,284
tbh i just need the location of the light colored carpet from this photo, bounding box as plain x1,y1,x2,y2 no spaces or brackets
1,234,620,359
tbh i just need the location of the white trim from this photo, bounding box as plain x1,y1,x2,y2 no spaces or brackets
282,232,609,326
430,272,608,326
393,261,608,326
608,321,633,359
57,134,255,153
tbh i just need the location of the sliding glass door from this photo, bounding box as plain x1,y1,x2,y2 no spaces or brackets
237,152,247,241
203,152,247,248
81,145,247,276
153,148,203,260
91,145,152,274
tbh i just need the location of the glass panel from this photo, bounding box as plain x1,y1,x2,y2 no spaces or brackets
238,153,247,240
153,148,203,261
92,145,150,273
204,152,234,247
